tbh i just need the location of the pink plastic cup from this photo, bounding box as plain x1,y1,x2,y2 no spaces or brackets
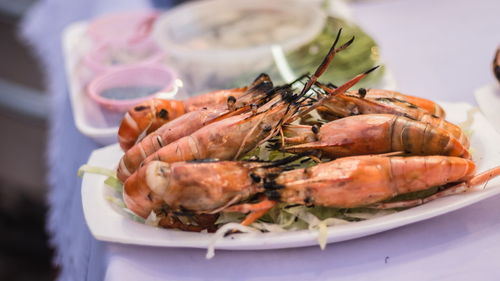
80,11,165,86
87,64,177,112
81,39,165,81
87,11,159,45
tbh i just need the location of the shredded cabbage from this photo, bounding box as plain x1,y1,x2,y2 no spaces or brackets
458,107,479,138
78,164,116,178
78,164,123,192
206,223,261,259
145,211,161,227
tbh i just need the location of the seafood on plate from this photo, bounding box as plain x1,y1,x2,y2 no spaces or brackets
117,73,273,151
124,155,500,225
283,114,470,159
316,84,470,147
103,29,500,234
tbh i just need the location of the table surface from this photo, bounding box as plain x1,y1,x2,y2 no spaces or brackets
40,0,500,280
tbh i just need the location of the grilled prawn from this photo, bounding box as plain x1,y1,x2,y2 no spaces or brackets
123,156,500,225
350,88,446,118
118,74,273,151
317,85,469,147
117,75,275,181
140,90,299,166
283,114,470,159
123,160,265,218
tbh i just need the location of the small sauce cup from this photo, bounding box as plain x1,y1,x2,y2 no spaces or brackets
87,64,177,112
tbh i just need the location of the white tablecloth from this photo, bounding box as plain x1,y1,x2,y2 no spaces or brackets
104,1,500,280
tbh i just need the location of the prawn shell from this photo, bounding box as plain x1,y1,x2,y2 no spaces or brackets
143,96,294,165
123,160,262,216
351,89,446,118
117,107,227,182
118,98,186,151
285,114,470,159
320,94,469,147
183,87,248,112
276,155,476,208
123,161,166,218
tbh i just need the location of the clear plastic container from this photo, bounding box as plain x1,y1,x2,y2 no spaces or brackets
80,39,165,85
152,0,326,94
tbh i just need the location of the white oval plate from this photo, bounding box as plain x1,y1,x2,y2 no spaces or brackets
81,102,500,250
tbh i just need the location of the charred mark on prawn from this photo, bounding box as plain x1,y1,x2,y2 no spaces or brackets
265,190,281,201
303,188,315,205
373,97,419,109
266,141,282,150
327,82,338,89
303,196,313,205
263,176,285,190
173,210,196,217
251,103,258,114
300,158,312,164
186,158,220,163
156,136,164,148
312,124,320,134
227,95,236,110
158,109,168,119
250,173,262,183
279,88,298,104
134,105,148,111
358,88,367,98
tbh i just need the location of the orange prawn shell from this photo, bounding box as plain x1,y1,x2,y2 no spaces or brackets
117,107,227,182
123,162,165,218
350,89,446,118
118,98,186,151
321,94,469,148
142,96,293,165
123,160,262,217
182,87,248,112
277,155,476,208
285,114,470,159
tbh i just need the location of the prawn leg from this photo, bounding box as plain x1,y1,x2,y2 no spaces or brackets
224,198,277,226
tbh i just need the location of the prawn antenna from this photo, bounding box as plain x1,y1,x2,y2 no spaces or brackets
291,64,381,122
298,28,354,100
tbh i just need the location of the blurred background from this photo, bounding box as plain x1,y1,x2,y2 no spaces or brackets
0,0,54,280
